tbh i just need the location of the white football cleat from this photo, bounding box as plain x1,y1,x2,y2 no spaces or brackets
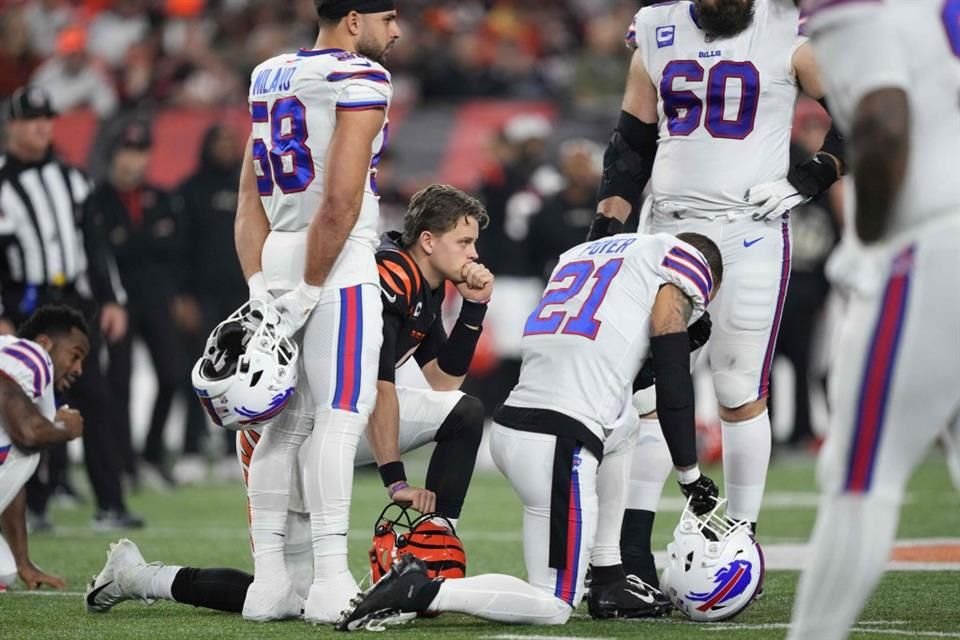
85,538,154,613
304,572,361,625
242,579,303,622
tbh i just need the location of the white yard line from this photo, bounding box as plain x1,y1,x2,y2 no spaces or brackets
700,622,960,638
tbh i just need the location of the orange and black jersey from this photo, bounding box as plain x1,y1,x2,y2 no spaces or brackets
377,232,447,383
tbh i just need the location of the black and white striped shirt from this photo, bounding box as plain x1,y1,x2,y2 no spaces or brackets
0,151,125,314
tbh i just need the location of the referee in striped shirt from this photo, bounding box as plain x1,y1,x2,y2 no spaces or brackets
0,86,143,530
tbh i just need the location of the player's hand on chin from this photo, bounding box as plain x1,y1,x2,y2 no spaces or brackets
390,485,437,514
457,262,494,303
19,562,66,590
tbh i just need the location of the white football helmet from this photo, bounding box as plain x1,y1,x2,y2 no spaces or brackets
660,497,765,622
191,299,298,431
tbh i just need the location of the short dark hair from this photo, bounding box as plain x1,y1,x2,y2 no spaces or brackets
676,232,723,289
401,184,489,247
17,305,89,341
314,0,344,26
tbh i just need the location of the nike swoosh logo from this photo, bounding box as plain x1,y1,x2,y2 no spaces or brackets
382,289,397,303
743,237,763,248
87,580,113,607
625,587,656,604
352,61,373,68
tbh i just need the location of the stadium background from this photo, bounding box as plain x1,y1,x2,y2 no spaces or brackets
2,1,958,637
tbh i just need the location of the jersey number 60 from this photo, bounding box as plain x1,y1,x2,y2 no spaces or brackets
661,60,760,139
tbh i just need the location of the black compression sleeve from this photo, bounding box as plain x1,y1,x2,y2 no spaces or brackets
170,567,253,613
597,111,658,210
378,313,402,383
436,301,487,377
651,333,697,468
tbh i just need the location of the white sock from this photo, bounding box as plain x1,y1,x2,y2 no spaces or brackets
788,494,899,639
429,574,571,625
593,447,631,567
626,418,673,512
721,410,772,522
145,565,182,601
247,410,311,582
284,511,314,598
303,410,366,586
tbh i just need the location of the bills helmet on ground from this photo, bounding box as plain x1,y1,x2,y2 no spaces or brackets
660,497,765,622
191,299,298,431
369,503,466,583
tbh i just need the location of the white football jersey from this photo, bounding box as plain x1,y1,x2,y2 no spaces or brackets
0,336,55,451
505,233,712,442
805,0,960,234
248,47,391,241
628,0,804,215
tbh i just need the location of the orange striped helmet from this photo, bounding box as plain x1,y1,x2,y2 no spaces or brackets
369,504,466,583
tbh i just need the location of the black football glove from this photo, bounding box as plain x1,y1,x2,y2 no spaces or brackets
688,311,712,352
679,473,719,516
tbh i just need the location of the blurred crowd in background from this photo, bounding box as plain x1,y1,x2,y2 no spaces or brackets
0,0,842,527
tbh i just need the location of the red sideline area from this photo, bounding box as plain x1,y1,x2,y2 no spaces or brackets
51,100,554,190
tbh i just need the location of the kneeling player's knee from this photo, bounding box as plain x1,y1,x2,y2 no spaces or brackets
0,570,16,588
436,395,485,449
713,371,758,412
545,601,573,625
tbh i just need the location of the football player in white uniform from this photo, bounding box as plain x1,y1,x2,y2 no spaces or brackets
84,186,496,620
789,1,960,637
0,306,87,590
590,0,845,586
336,232,724,630
232,0,401,623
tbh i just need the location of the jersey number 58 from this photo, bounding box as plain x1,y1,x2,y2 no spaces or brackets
251,97,315,195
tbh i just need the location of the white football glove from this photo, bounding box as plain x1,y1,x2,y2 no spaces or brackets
745,179,810,222
247,272,273,302
273,281,323,338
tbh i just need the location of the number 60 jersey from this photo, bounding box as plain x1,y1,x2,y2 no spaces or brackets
248,48,392,288
628,0,802,215
507,234,712,443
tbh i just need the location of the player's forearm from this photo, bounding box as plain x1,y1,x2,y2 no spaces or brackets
0,488,31,567
421,360,465,392
235,141,270,280
0,380,68,450
367,380,403,468
851,88,910,244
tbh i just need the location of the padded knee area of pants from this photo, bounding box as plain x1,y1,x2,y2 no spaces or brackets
436,395,485,445
713,370,757,409
0,572,16,587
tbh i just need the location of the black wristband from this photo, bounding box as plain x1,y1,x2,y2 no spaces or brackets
651,332,697,469
787,152,840,199
378,461,407,487
586,214,624,242
457,300,488,327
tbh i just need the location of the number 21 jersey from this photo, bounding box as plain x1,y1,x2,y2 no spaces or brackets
506,233,712,443
629,0,803,215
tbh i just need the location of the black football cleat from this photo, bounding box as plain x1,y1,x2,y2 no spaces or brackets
587,574,672,619
335,554,439,632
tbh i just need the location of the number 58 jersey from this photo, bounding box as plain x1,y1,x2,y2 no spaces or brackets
628,0,803,215
248,48,392,244
505,234,712,443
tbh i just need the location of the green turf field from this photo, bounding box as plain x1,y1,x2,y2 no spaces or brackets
4,451,959,639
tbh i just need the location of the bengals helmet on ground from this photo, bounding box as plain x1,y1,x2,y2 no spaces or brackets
369,503,466,583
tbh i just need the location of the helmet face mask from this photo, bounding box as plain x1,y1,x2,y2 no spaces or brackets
192,300,299,431
369,503,466,583
660,497,765,622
